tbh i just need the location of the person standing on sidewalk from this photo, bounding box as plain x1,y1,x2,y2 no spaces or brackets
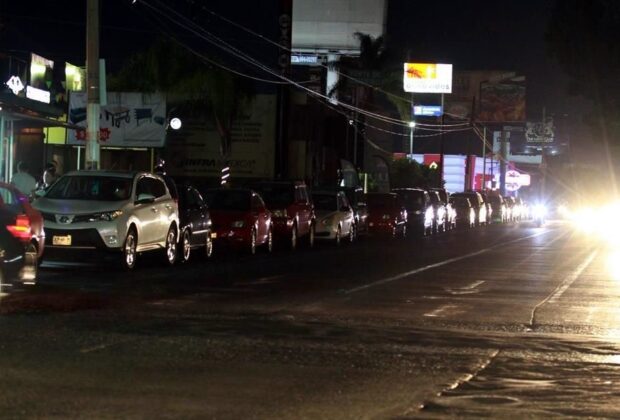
10,161,37,198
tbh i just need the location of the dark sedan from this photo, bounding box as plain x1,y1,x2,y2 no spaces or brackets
176,184,213,262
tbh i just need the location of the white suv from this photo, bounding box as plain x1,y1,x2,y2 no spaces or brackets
33,170,179,269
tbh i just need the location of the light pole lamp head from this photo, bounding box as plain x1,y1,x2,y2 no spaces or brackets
408,121,416,128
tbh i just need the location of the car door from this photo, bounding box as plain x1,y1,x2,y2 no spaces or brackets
294,186,311,236
133,176,159,245
189,187,208,246
339,193,354,233
251,193,268,243
151,177,175,242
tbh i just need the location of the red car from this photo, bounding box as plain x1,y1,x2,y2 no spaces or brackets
366,193,408,238
0,182,45,262
202,188,273,255
249,180,315,250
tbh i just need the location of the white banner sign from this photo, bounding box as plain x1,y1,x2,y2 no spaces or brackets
68,92,166,148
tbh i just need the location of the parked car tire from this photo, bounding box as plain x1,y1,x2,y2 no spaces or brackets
266,227,273,253
205,231,214,259
180,229,191,263
307,223,315,248
123,228,138,270
250,228,257,255
290,224,298,251
165,226,178,266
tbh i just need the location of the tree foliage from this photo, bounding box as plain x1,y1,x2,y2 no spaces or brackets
108,38,253,155
389,158,441,189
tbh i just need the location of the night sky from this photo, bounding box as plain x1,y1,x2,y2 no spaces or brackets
0,0,593,151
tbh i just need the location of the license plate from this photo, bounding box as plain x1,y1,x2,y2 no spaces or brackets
52,235,72,246
210,232,217,239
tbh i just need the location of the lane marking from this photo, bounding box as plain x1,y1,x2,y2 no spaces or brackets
344,230,551,295
528,248,598,327
424,304,459,317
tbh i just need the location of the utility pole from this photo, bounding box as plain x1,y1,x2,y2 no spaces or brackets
482,126,486,190
499,129,508,195
438,93,445,186
86,0,100,170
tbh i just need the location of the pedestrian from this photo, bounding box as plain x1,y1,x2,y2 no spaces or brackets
10,161,37,198
42,162,57,188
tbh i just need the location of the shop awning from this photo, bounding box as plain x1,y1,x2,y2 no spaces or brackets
0,109,81,130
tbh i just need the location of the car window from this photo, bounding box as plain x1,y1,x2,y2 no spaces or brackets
313,194,337,211
0,186,23,214
251,194,265,211
367,194,397,208
46,175,132,201
294,187,305,203
191,189,205,208
253,184,295,208
206,190,250,211
396,190,426,209
150,178,167,199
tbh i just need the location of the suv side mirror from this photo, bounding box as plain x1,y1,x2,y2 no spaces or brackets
136,193,156,204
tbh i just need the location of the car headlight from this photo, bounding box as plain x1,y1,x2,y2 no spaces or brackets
321,217,332,226
94,210,123,221
272,209,288,218
382,214,391,220
231,220,245,228
533,204,547,218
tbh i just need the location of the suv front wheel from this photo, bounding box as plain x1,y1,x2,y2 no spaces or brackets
123,228,138,270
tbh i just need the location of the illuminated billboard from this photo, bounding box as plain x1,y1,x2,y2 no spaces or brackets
292,0,386,54
403,63,453,93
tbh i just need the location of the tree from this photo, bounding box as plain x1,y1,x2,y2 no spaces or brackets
546,0,620,139
108,39,253,156
389,158,440,189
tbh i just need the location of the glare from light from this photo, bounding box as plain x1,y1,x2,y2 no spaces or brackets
408,121,416,128
170,117,182,130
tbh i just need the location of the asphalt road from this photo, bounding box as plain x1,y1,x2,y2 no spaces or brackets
1,221,619,419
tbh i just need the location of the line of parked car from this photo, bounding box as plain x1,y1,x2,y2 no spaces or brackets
0,170,528,291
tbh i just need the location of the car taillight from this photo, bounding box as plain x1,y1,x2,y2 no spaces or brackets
6,214,32,242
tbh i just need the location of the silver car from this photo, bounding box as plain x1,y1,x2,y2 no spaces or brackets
33,170,179,269
312,190,355,245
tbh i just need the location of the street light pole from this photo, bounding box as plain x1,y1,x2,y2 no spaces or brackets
408,121,416,156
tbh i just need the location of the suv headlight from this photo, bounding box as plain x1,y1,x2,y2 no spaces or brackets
231,220,245,228
95,210,123,221
272,209,288,218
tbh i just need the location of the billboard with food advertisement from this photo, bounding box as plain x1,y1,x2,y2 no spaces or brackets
478,75,526,122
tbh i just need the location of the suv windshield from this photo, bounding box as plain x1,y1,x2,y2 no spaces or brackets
395,191,425,209
313,194,336,211
367,194,397,209
204,190,250,211
46,176,132,201
253,184,294,208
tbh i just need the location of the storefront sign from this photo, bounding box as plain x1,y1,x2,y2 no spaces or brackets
26,85,50,103
413,105,443,116
68,92,166,148
6,76,24,95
